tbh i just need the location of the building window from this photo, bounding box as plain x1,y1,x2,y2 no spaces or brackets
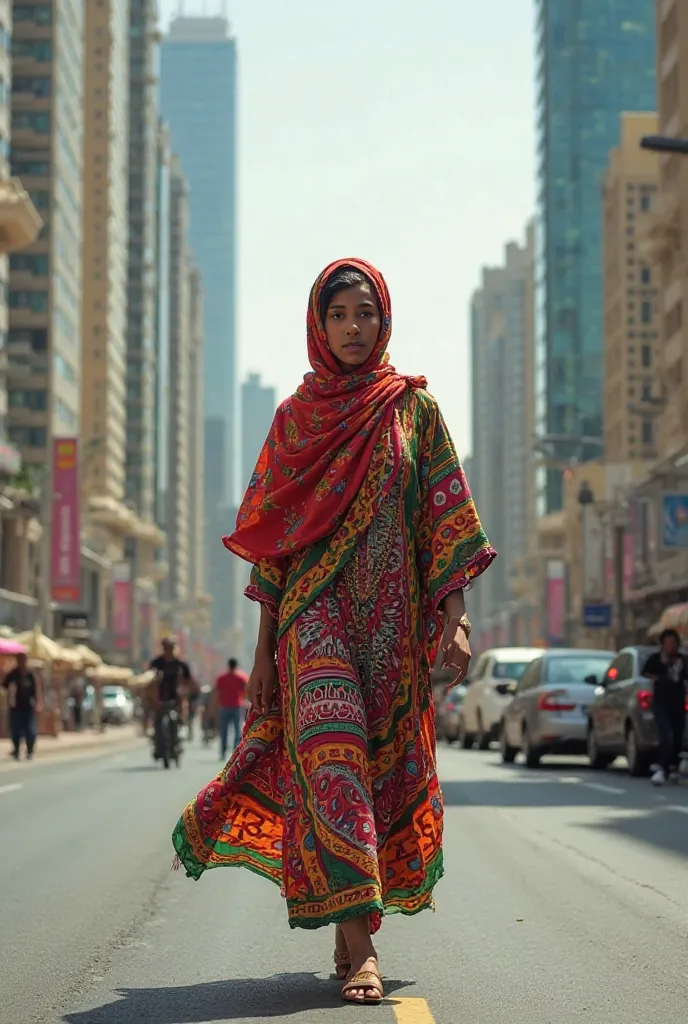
12,112,51,133
641,300,652,324
12,76,52,98
12,40,51,62
10,253,49,276
9,388,47,411
642,420,653,445
640,194,651,212
641,267,651,285
11,157,50,176
13,5,52,23
9,290,48,312
641,344,652,368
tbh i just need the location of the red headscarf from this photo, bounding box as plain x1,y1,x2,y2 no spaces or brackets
224,258,427,562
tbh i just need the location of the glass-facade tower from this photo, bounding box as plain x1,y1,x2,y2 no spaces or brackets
535,0,655,511
160,16,237,507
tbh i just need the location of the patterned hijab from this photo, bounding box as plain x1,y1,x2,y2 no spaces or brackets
224,258,426,562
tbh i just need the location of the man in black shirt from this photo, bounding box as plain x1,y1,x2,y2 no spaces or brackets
642,628,688,785
149,638,192,757
2,652,41,760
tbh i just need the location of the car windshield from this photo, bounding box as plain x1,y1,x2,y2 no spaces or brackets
545,655,613,684
493,661,532,680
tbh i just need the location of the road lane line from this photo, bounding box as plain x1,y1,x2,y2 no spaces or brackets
583,782,625,795
393,997,436,1023
667,805,688,815
0,783,22,795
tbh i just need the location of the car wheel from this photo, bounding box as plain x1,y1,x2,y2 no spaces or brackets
499,721,517,764
626,723,650,777
458,717,474,750
476,711,491,751
522,725,542,768
587,723,614,770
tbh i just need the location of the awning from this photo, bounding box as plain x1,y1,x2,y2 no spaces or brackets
648,602,688,638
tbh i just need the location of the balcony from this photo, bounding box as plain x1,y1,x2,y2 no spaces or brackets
0,178,42,252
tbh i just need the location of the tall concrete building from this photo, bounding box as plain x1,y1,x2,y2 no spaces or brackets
80,0,129,515
470,229,534,644
646,0,688,460
8,1,84,470
160,15,238,513
125,0,160,522
165,156,191,606
187,264,206,604
240,372,276,492
154,120,171,533
602,112,660,465
535,0,656,510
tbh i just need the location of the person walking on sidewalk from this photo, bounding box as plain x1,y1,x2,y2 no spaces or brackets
3,652,42,760
215,658,248,759
642,628,688,786
172,258,495,1006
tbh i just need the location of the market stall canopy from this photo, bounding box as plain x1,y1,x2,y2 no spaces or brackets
88,664,133,683
72,644,103,668
0,638,26,656
648,602,688,639
15,626,66,663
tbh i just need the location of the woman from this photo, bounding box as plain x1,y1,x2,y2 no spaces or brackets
172,258,496,1004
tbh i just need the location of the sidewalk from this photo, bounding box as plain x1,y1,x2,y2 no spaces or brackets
1,723,145,770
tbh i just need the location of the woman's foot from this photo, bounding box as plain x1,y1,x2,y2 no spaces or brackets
341,955,383,1004
333,925,351,980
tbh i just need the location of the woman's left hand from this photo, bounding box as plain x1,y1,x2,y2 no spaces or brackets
440,616,471,685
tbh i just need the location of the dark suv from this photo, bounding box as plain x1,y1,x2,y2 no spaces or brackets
587,645,688,776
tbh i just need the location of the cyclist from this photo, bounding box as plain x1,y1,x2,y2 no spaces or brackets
149,638,192,759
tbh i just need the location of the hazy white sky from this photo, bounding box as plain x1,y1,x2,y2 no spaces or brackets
159,0,535,457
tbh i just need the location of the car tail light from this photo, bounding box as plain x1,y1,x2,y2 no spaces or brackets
537,690,576,712
636,689,653,711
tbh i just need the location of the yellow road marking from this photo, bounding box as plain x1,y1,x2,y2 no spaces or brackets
392,996,436,1023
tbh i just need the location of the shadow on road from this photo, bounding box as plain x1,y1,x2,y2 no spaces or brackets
61,974,413,1022
582,809,688,861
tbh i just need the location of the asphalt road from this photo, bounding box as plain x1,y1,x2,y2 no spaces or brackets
4,736,688,1024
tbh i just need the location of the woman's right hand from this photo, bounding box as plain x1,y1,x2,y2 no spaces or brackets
247,645,277,716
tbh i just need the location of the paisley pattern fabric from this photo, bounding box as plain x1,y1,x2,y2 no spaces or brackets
172,388,496,930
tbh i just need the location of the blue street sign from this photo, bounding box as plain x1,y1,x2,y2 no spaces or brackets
583,604,612,629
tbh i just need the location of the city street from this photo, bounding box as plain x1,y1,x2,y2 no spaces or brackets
4,738,688,1024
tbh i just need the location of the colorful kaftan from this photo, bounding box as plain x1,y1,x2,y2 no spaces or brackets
172,389,495,930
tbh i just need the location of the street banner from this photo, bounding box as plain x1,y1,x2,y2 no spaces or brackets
112,562,132,651
661,494,688,549
546,559,566,644
51,438,80,604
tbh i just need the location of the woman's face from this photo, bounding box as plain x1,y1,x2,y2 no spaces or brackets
323,281,381,370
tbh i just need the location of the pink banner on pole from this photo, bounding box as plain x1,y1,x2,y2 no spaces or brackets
51,438,80,604
112,563,132,651
546,560,566,643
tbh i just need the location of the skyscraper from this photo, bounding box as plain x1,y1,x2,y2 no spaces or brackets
535,1,656,510
126,0,160,522
160,15,238,509
470,231,534,644
241,372,276,493
8,1,84,471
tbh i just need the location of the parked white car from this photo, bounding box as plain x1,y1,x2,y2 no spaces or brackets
458,647,544,749
101,685,135,725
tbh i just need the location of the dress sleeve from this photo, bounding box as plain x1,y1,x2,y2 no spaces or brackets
417,395,496,613
244,557,287,618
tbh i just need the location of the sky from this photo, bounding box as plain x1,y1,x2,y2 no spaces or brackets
159,0,536,458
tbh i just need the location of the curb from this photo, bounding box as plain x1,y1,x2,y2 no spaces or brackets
0,732,146,773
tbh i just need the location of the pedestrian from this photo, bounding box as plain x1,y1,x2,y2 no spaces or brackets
172,258,496,1004
214,658,248,759
71,678,84,731
642,628,688,786
2,652,42,760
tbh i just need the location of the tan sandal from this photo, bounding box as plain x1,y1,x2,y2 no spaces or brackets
334,948,351,980
341,968,384,1005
